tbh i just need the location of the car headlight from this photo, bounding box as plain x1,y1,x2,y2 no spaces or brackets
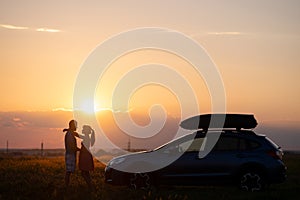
109,157,125,166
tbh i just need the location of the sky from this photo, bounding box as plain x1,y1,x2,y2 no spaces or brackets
0,0,299,149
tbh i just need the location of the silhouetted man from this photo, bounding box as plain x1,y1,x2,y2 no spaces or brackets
64,120,79,187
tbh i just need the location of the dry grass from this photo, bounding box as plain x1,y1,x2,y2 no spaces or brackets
0,153,299,200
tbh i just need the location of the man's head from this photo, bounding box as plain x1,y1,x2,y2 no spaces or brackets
69,120,77,131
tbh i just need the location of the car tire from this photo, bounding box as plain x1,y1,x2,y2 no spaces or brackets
239,170,265,192
129,173,151,190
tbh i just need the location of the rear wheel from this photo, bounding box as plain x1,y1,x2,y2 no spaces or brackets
239,171,265,192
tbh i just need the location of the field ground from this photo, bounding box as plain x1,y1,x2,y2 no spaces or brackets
0,153,299,200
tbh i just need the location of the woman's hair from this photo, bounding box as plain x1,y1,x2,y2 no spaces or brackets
82,125,95,146
83,125,92,133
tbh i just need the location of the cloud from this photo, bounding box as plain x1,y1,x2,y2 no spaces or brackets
190,31,247,39
0,23,62,33
0,24,29,30
36,28,61,33
52,108,73,112
12,117,21,122
0,111,72,129
206,31,243,36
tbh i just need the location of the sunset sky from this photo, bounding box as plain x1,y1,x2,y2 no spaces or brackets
0,0,299,149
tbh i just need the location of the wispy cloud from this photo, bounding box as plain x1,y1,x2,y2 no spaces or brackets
0,24,29,30
206,31,243,36
52,108,73,112
190,31,247,39
0,23,62,33
0,111,72,128
36,28,61,33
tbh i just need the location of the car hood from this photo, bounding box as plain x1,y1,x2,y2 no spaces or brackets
107,148,182,173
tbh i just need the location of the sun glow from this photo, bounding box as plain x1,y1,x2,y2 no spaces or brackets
80,99,95,114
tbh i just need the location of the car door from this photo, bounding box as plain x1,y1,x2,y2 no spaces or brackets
159,137,208,184
196,135,248,183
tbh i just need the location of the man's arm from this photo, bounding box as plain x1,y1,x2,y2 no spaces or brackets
73,131,84,139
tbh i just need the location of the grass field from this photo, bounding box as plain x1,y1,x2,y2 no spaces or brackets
0,153,299,200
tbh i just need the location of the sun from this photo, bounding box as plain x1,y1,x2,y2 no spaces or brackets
81,99,96,114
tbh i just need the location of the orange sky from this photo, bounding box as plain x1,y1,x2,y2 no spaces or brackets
0,0,299,149
0,0,299,121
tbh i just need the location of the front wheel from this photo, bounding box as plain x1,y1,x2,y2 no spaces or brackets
239,171,265,192
130,173,151,190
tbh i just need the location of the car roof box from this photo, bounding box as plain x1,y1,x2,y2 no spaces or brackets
180,114,257,130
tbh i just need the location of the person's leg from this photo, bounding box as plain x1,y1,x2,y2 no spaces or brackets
65,153,76,188
81,170,94,190
65,171,71,187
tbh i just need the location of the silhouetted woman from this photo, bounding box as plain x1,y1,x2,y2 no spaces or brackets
79,125,95,190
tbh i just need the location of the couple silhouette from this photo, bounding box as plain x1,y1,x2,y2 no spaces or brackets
63,120,95,191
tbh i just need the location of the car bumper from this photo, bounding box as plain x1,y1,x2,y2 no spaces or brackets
105,166,130,185
267,164,287,183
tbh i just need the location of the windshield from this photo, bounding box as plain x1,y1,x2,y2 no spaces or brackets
152,133,196,151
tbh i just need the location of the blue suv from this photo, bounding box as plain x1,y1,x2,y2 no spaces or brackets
105,114,287,191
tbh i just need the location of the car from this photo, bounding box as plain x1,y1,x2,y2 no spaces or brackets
104,114,287,191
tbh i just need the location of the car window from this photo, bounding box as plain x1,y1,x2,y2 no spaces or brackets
265,137,279,149
247,140,260,150
213,136,239,151
178,138,205,152
213,136,261,151
187,138,205,152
